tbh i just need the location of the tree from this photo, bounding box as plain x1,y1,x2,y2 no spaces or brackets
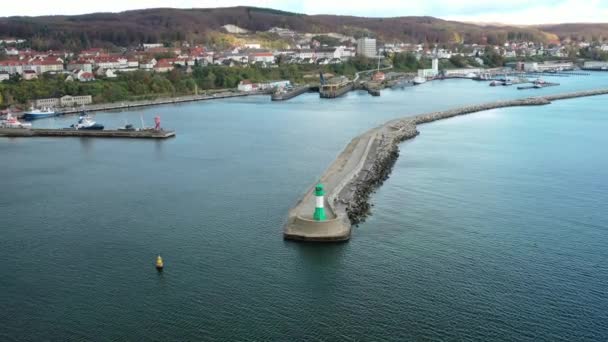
449,55,467,68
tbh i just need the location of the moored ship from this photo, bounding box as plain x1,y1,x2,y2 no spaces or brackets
69,113,104,130
23,107,58,120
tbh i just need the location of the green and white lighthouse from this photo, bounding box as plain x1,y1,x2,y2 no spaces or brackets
313,183,327,221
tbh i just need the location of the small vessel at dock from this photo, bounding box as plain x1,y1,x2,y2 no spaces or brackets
69,113,104,130
0,113,32,128
23,107,58,121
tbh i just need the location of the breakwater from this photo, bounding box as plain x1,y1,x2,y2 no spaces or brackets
0,128,176,139
284,88,608,241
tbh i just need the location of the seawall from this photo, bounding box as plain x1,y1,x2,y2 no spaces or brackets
284,88,608,242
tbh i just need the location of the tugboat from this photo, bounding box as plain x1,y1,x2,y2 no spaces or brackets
23,107,57,120
69,112,104,130
0,113,32,128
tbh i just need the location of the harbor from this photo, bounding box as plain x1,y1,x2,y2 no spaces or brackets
284,88,608,242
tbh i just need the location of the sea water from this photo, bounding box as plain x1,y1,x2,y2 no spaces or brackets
1,73,607,341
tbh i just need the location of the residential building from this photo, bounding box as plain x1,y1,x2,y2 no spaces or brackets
250,52,275,64
0,60,24,75
67,60,93,73
79,48,106,58
92,56,128,69
356,38,377,58
237,80,254,92
73,70,95,82
30,59,64,74
154,59,174,72
139,58,157,70
23,70,37,80
143,43,164,50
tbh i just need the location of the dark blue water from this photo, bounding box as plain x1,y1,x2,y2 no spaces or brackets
1,73,607,341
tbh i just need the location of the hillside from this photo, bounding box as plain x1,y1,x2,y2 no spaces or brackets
0,7,606,50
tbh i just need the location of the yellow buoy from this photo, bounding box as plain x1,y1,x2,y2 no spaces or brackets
155,255,164,271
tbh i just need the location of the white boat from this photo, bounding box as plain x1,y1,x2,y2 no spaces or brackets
413,76,426,85
0,113,32,128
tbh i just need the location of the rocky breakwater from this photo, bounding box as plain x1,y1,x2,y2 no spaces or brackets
285,89,608,241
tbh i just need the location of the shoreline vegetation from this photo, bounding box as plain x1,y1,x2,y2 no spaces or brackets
0,57,385,108
0,51,566,110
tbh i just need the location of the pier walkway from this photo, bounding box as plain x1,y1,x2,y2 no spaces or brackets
284,88,608,242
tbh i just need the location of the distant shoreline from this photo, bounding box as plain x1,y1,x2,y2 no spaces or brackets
14,90,269,118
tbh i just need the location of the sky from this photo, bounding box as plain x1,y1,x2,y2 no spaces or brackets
2,0,608,25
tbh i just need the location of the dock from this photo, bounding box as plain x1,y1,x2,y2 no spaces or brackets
517,82,560,90
271,86,312,101
0,128,176,139
284,88,608,242
320,76,353,99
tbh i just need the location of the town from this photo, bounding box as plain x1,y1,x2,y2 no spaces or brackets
1,23,608,110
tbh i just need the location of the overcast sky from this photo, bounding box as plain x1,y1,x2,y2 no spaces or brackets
2,0,607,24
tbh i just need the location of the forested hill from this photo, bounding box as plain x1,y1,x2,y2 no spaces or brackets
0,6,605,50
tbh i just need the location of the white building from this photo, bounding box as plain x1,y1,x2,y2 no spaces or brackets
249,52,275,64
356,38,377,58
583,61,608,69
0,72,9,82
237,80,254,92
143,43,164,50
523,61,573,72
139,58,157,70
443,68,482,77
257,80,290,90
418,58,439,78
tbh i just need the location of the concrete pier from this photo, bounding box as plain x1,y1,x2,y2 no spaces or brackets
271,86,312,101
284,88,608,242
0,128,176,139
